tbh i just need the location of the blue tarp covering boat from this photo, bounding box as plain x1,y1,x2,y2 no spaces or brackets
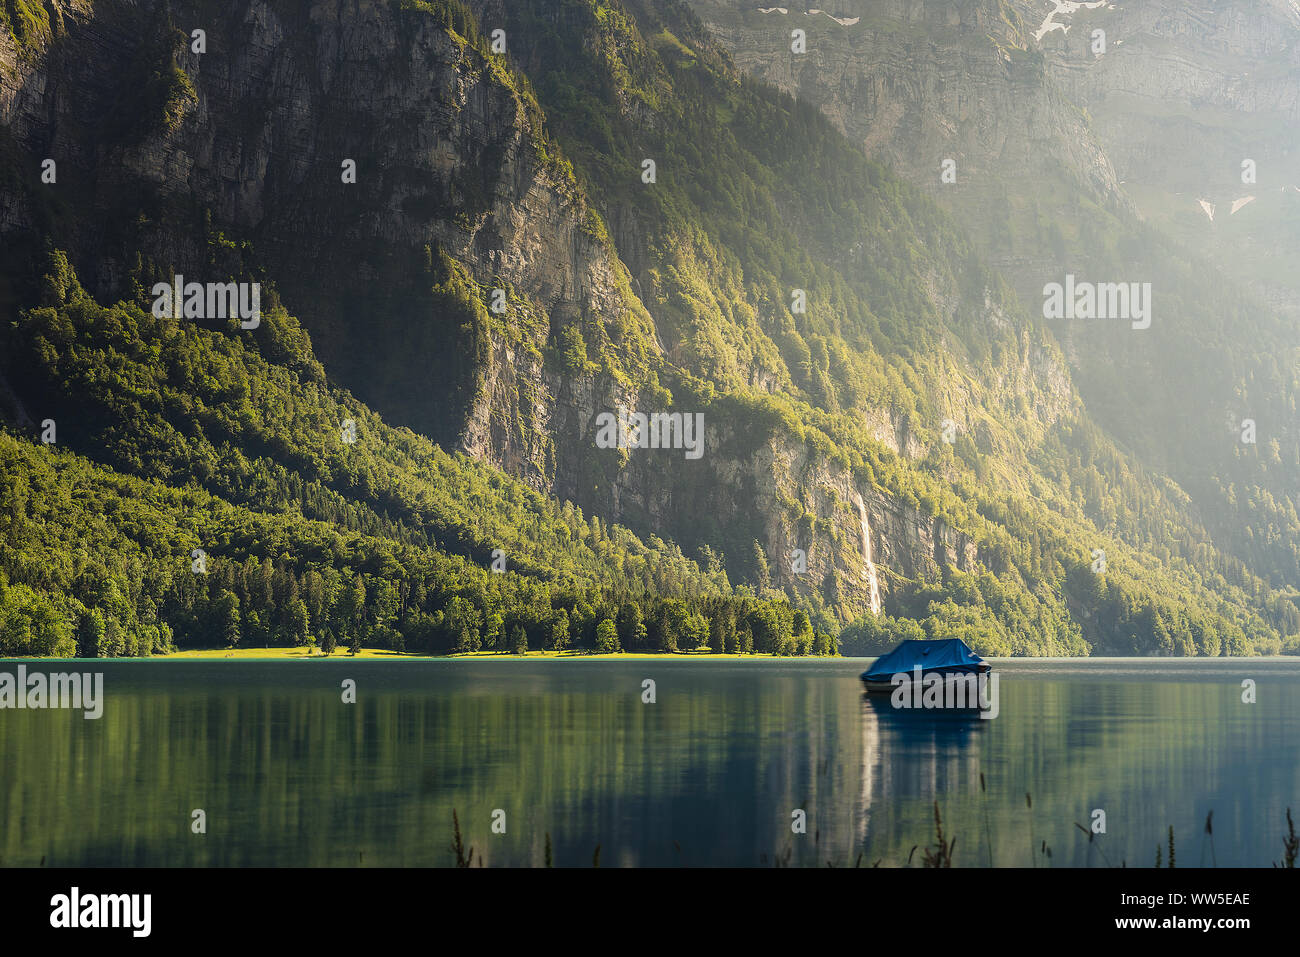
860,638,989,689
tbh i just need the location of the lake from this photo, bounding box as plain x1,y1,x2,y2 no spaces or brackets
2,657,1298,867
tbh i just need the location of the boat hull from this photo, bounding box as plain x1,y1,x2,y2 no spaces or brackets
860,665,992,695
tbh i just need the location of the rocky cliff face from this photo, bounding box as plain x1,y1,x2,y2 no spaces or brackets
2,0,622,447
683,0,1300,592
685,1,1130,291
687,0,1300,318
0,0,961,621
1036,0,1300,316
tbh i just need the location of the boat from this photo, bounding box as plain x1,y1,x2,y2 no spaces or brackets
859,638,991,695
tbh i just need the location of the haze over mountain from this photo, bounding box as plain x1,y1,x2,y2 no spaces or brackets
1,0,1296,658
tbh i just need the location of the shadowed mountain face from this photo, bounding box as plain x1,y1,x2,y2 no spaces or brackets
0,0,1296,657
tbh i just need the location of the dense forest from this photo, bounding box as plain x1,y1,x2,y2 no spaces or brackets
0,253,834,658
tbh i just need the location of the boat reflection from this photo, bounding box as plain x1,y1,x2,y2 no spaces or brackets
857,693,988,844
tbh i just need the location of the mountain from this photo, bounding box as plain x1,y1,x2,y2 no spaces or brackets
1037,0,1300,317
1,0,1295,657
682,0,1300,637
0,250,821,657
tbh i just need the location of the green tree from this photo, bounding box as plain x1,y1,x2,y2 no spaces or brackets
216,591,241,648
655,600,689,653
288,598,312,647
683,613,709,652
595,618,619,654
445,597,482,653
548,610,569,651
616,603,646,650
511,624,529,655
76,608,105,658
484,611,505,652
344,574,367,641
708,607,730,653
101,618,126,657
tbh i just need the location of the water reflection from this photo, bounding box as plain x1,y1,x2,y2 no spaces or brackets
2,658,1299,866
857,694,988,847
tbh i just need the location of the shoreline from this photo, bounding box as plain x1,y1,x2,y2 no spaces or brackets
0,648,804,662
2,649,1298,662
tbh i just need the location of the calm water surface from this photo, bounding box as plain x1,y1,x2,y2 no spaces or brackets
3,657,1298,867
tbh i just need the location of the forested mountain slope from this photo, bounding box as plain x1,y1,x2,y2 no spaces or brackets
686,0,1300,601
0,252,819,656
1,0,1295,656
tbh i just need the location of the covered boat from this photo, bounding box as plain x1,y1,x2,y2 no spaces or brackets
859,638,991,694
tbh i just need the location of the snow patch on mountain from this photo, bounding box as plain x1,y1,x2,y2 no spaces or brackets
756,7,860,26
1033,1,1112,43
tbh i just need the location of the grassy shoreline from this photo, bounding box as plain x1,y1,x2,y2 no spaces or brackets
4,650,1299,662
1,647,801,661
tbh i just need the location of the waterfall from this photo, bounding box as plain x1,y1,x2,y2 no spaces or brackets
853,491,883,616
